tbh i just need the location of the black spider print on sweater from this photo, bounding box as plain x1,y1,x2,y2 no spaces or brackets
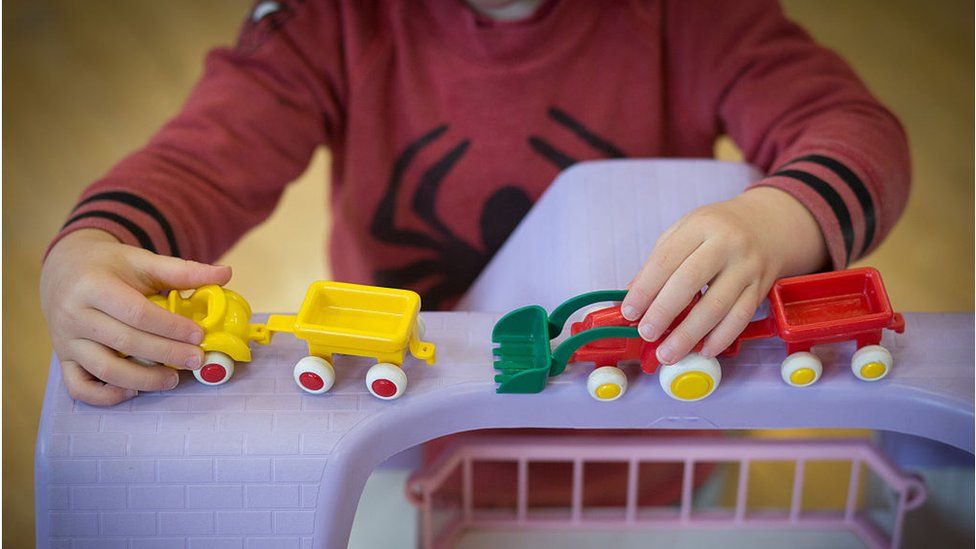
370,107,627,309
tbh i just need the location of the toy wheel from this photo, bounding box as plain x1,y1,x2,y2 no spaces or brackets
780,352,823,387
658,353,721,402
851,345,892,381
293,356,335,394
366,363,407,400
586,366,627,401
415,315,427,339
194,351,234,386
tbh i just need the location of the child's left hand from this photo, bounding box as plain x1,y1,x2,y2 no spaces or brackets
620,187,828,365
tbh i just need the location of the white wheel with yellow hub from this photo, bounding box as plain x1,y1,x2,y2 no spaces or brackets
851,345,892,381
658,353,721,402
586,366,628,401
780,352,822,387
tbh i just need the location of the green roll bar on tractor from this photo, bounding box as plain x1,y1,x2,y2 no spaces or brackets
491,290,639,393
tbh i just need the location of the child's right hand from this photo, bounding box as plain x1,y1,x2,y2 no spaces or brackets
40,229,232,405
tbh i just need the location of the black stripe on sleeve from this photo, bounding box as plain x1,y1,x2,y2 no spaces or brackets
781,155,875,258
528,136,577,171
73,191,181,256
548,107,627,159
772,169,854,266
62,210,157,253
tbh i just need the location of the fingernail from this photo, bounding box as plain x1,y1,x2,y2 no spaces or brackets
657,345,674,365
638,324,655,341
188,330,204,345
123,389,139,399
185,355,201,369
166,374,180,390
621,305,637,320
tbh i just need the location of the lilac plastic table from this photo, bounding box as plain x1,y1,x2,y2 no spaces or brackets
35,161,975,549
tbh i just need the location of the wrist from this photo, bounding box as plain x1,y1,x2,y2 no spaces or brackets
45,228,122,264
737,187,829,276
61,228,122,244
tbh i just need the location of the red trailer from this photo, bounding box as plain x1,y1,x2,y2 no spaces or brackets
493,267,905,402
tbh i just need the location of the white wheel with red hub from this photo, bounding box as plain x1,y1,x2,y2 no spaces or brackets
194,351,235,386
366,363,407,400
293,356,335,395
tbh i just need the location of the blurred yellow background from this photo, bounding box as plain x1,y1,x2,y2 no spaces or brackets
4,1,973,546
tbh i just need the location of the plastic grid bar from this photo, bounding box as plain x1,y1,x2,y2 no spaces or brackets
406,436,928,549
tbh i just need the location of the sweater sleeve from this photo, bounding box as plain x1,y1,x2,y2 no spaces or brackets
665,0,911,269
50,0,351,262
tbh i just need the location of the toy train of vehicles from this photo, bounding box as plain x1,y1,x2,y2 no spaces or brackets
492,267,905,402
147,281,435,400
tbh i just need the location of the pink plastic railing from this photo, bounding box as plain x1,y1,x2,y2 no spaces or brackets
406,435,927,549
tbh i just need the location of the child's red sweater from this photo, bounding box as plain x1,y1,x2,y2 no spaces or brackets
54,0,910,309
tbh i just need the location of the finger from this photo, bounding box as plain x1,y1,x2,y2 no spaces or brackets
60,359,138,406
72,339,180,392
655,273,750,364
638,240,725,342
81,309,204,370
133,253,232,291
90,284,203,344
621,230,704,321
700,285,763,358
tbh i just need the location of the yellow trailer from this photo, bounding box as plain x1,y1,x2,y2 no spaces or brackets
266,281,436,400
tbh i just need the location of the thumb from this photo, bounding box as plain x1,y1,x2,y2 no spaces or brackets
139,254,232,291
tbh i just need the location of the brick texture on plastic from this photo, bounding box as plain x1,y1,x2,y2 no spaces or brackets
34,161,975,548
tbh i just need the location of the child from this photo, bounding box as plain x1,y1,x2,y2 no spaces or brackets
40,0,909,406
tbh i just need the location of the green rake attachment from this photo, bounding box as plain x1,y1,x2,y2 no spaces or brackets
492,290,639,393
